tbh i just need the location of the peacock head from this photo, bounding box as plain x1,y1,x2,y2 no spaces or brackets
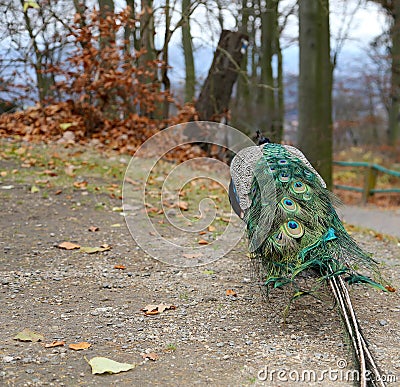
256,130,270,146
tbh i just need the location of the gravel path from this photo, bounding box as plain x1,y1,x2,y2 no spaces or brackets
0,151,399,386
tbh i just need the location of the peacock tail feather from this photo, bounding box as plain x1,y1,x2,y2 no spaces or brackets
244,143,386,295
229,140,392,386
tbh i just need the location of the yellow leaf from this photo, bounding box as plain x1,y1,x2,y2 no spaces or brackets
59,122,74,131
86,356,135,374
14,328,44,342
23,0,40,12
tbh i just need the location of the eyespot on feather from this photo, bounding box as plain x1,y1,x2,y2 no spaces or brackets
280,197,299,212
282,219,304,238
290,180,308,194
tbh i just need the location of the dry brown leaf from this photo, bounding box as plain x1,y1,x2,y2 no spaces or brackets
198,239,209,245
178,201,188,210
385,285,396,292
58,241,80,250
198,231,207,235
65,165,75,177
1,171,7,177
43,169,58,177
69,342,91,351
141,304,176,315
54,189,62,195
44,340,65,348
208,225,216,232
88,226,99,232
73,180,88,189
226,289,237,297
141,352,158,361
114,264,126,270
125,177,139,185
182,253,203,259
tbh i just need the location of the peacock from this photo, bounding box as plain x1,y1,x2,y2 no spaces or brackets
229,133,392,387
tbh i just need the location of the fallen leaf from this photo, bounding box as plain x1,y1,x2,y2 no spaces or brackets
43,170,57,177
88,226,99,232
114,265,126,270
125,177,139,185
30,185,39,193
112,206,123,212
182,253,203,259
198,239,209,245
59,122,74,131
80,245,111,254
110,223,121,228
141,352,158,361
141,304,176,315
15,147,27,155
208,225,216,232
14,328,44,342
178,201,188,210
0,171,7,177
65,165,75,177
199,231,207,235
44,340,65,348
86,356,135,375
73,180,88,189
55,190,62,195
226,289,237,297
202,270,215,275
69,342,91,351
35,179,49,184
58,241,80,250
385,285,396,292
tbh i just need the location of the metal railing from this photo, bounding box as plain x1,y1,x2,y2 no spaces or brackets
333,161,400,204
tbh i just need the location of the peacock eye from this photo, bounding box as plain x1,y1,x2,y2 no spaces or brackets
278,159,288,165
291,180,308,194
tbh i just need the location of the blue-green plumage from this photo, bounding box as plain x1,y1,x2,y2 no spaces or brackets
230,141,391,386
241,143,385,293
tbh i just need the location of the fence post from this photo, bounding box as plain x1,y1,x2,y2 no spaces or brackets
362,164,377,204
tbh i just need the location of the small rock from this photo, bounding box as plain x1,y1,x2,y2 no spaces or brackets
379,320,388,326
3,356,14,363
216,342,225,347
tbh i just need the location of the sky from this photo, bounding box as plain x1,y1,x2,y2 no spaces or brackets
164,0,390,90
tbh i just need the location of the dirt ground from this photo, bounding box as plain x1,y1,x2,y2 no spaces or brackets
0,142,399,386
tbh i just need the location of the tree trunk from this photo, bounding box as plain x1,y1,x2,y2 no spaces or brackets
298,0,333,188
195,30,248,121
161,0,171,119
232,0,250,128
125,0,139,54
258,0,277,140
182,0,195,102
20,0,47,104
388,0,400,145
98,0,115,50
139,0,155,64
276,24,284,142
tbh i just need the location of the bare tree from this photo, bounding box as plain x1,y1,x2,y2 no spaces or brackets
298,0,333,188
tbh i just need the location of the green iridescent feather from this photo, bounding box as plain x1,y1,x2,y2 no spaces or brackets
244,143,386,294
